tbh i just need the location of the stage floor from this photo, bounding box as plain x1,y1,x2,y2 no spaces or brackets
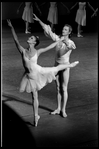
2,25,98,147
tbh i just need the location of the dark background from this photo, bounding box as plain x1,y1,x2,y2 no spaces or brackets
2,2,98,33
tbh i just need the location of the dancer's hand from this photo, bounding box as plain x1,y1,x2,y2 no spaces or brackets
59,37,69,46
59,37,70,48
7,19,13,28
33,13,40,21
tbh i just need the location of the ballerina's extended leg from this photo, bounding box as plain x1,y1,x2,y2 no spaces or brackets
57,61,79,71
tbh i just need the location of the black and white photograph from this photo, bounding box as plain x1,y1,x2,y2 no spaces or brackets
1,2,98,147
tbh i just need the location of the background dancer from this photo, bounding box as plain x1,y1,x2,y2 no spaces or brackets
40,2,70,32
70,2,95,37
17,2,41,34
47,2,58,32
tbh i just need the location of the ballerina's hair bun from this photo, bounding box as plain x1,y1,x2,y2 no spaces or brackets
35,36,40,47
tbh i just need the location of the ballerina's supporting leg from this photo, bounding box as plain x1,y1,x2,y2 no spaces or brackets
31,90,40,127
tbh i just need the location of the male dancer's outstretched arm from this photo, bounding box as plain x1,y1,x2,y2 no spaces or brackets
33,13,61,41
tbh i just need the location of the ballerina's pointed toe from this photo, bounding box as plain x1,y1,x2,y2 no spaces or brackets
34,115,40,127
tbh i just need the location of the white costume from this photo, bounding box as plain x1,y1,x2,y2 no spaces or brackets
75,2,86,26
42,24,76,64
22,2,34,23
20,51,59,93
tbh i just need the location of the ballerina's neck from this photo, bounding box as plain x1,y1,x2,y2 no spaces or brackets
27,46,36,56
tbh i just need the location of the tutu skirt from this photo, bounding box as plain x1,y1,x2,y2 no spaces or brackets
19,66,58,93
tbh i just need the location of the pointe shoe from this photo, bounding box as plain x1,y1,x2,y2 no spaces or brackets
34,115,40,127
25,30,31,34
70,61,79,68
51,109,60,115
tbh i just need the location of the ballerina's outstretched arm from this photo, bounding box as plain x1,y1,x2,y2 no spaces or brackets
7,19,25,54
37,39,63,56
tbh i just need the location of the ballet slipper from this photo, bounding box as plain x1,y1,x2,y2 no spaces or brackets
34,115,40,127
77,34,83,37
51,109,60,115
62,112,67,118
25,30,31,34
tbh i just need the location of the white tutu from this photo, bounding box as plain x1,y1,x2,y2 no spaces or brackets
19,52,57,93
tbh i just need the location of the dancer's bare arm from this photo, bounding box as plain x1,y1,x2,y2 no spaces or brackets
40,2,46,7
34,2,42,15
37,41,61,56
60,2,70,13
91,8,98,17
33,13,60,41
88,2,95,12
17,2,24,14
70,2,78,10
7,19,25,53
